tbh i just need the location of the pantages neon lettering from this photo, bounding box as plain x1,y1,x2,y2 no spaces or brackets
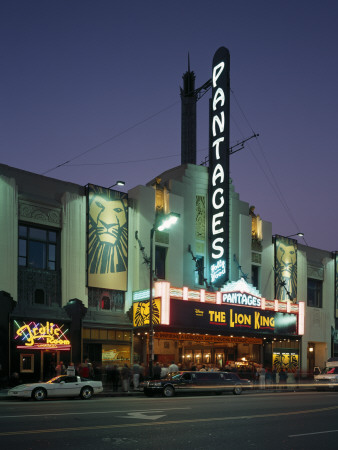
16,322,70,347
222,292,261,307
210,59,226,261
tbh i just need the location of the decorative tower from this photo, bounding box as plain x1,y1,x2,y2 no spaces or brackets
180,55,197,165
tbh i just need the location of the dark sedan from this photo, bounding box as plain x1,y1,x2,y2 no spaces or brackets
143,371,252,397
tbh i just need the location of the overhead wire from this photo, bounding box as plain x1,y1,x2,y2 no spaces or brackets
41,100,180,175
230,88,308,244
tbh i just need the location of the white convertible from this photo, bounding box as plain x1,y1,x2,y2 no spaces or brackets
8,375,103,401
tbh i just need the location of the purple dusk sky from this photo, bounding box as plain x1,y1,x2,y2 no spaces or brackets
1,1,338,252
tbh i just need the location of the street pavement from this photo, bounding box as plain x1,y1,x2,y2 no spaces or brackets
0,379,316,400
1,388,337,449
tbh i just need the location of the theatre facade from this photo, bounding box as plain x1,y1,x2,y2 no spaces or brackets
132,279,304,373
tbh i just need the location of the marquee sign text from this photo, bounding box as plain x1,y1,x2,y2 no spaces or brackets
208,47,230,287
14,321,71,350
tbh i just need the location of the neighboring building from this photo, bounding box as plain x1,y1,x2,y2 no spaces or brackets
0,164,132,383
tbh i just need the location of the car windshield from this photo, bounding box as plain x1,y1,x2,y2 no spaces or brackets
322,367,338,374
170,372,184,381
47,376,66,384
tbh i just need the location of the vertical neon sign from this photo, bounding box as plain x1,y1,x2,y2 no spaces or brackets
208,47,230,287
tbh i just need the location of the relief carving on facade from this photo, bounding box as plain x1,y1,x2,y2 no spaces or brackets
196,195,205,241
19,200,61,227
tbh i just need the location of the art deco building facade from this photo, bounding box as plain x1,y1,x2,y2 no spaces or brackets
0,161,337,384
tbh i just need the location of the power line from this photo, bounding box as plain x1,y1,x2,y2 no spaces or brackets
230,88,305,239
61,148,209,167
41,100,180,175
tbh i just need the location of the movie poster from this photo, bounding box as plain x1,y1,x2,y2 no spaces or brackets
87,184,128,291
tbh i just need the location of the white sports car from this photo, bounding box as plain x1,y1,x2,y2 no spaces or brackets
8,375,103,401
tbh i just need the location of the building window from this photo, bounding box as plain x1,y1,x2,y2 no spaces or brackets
34,289,45,304
155,246,167,280
307,278,322,308
252,265,260,290
88,288,125,311
20,354,34,373
19,224,58,270
195,256,205,286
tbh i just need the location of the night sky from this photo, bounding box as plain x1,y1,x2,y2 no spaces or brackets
1,1,338,252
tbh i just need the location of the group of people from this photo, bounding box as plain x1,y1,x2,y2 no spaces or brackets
105,362,147,392
104,361,180,392
255,365,297,389
53,359,94,379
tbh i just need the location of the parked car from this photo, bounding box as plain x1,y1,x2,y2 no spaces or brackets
7,375,103,401
143,371,252,397
315,366,338,390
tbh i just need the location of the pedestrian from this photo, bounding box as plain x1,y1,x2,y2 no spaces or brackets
66,362,76,376
121,364,131,392
168,361,179,373
258,365,266,389
199,364,207,372
271,367,277,390
279,368,288,389
132,362,141,390
139,363,146,382
161,364,169,378
111,365,119,392
56,361,66,376
265,368,272,387
152,362,161,379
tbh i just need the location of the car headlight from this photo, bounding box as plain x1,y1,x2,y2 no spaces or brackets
149,382,162,387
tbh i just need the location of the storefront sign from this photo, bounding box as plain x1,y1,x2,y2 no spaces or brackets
170,299,298,336
273,351,299,371
14,321,71,350
154,332,262,344
208,47,230,287
133,298,161,327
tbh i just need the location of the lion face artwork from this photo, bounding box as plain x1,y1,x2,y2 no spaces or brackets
275,237,297,301
133,299,161,327
88,185,128,290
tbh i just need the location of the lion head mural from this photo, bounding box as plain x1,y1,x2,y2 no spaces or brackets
275,237,297,301
88,185,128,275
133,300,160,327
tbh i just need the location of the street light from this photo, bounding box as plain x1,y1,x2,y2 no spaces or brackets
148,212,180,378
108,180,125,189
286,232,304,238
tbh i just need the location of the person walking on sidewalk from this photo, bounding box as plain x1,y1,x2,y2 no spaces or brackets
121,364,131,392
258,365,266,390
132,362,141,390
111,365,119,392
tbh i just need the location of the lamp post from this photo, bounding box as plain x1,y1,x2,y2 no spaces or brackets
286,232,304,238
108,180,125,189
148,212,180,379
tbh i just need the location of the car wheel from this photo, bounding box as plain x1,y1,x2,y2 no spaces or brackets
233,385,242,395
32,387,47,401
80,386,93,400
163,385,175,397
